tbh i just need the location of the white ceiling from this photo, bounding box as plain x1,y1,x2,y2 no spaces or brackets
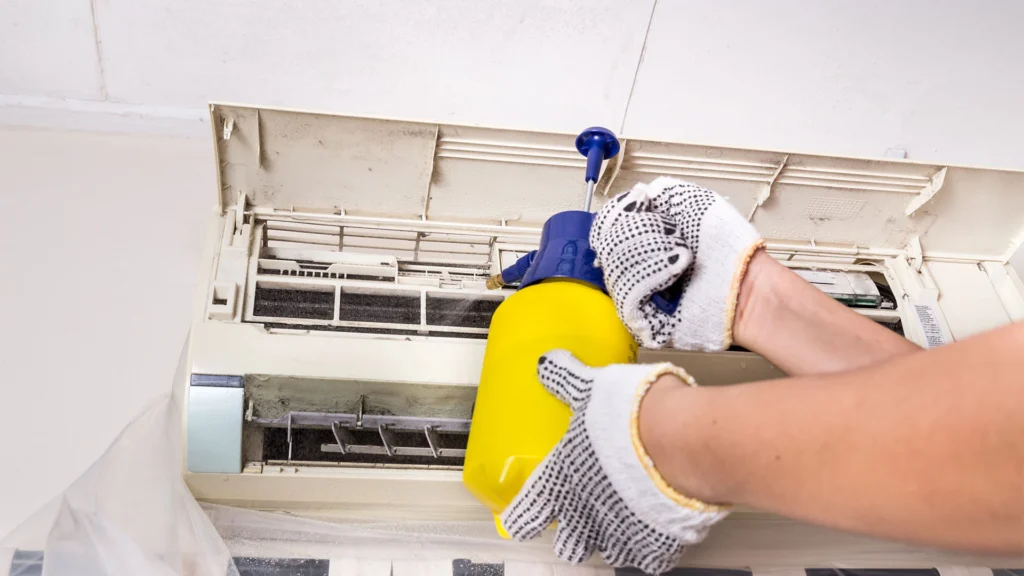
624,1,1024,167
2,0,1023,170
0,0,104,99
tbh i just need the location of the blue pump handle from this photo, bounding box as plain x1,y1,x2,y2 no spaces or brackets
575,127,620,183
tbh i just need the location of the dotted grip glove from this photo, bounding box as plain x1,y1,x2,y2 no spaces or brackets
591,177,765,351
501,350,730,575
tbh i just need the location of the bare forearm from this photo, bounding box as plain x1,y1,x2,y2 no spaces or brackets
642,321,1024,553
734,250,920,375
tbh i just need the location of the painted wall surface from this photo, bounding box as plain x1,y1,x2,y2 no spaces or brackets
0,129,214,536
1,0,1023,537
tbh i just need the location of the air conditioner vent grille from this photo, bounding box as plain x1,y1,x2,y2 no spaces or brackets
252,286,334,321
247,278,506,339
339,291,421,325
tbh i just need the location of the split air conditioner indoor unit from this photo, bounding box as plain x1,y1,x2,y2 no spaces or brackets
181,103,1024,568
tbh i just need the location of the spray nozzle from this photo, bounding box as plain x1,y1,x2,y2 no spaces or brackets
486,251,536,290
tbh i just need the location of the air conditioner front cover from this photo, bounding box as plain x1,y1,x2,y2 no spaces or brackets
211,103,1024,261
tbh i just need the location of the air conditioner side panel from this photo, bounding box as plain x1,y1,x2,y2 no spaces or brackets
927,261,1014,341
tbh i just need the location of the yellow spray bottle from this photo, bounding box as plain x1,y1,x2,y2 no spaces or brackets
463,128,638,536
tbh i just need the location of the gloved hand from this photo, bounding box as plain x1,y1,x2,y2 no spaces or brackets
501,350,730,575
591,177,764,351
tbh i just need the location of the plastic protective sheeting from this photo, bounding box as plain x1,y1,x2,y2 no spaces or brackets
2,341,1022,576
0,342,237,576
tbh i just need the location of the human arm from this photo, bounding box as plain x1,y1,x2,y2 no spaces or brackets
503,178,983,572
593,177,919,376
641,320,1024,553
733,248,920,375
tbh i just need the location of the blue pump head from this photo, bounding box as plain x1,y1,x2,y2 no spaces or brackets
521,210,604,290
491,125,682,312
497,214,682,313
490,127,620,293
496,210,604,291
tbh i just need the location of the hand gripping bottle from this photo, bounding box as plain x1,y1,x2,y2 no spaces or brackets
463,128,637,536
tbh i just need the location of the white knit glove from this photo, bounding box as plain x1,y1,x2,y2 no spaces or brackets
589,186,693,347
591,177,764,351
501,350,730,575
